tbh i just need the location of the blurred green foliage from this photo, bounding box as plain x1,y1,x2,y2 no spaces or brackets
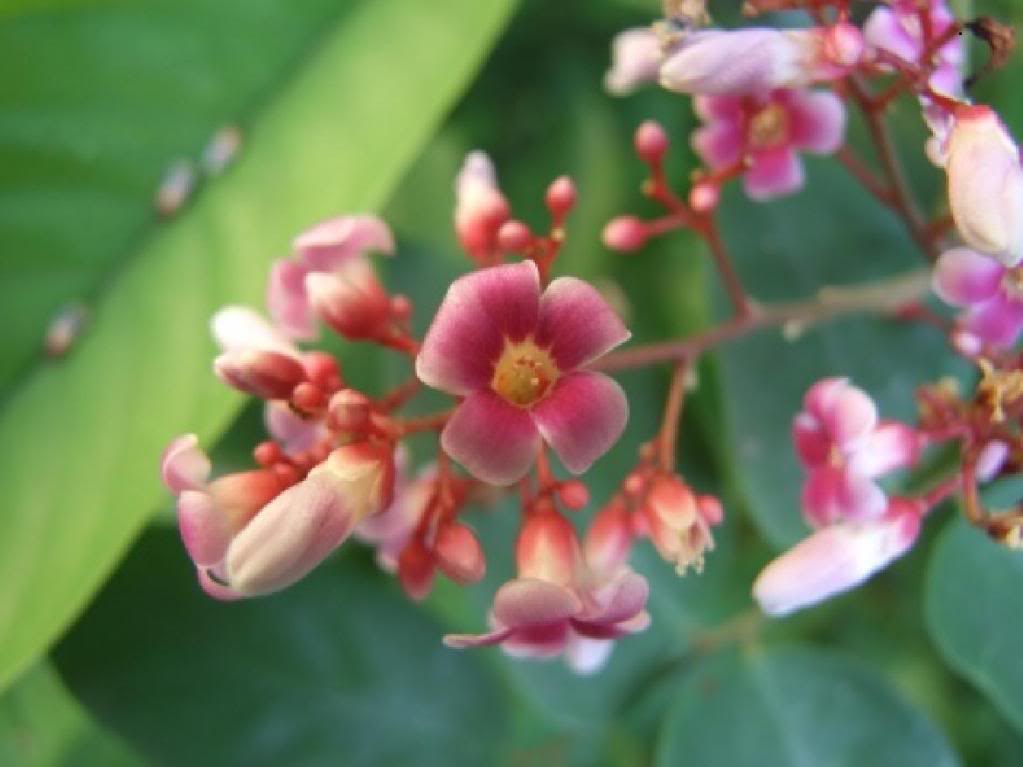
2,0,1023,764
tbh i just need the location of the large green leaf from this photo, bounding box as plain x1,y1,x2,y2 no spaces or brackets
0,660,140,767
0,0,516,692
926,518,1023,734
55,528,510,766
656,645,959,767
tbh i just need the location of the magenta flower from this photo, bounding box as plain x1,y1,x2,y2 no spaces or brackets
444,509,649,675
793,378,919,527
753,499,922,616
933,246,1023,348
864,0,963,97
416,260,630,485
691,88,845,201
268,214,395,341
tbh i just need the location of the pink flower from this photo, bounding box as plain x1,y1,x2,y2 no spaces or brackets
945,107,1023,267
692,88,845,200
659,27,860,96
161,435,395,598
640,475,723,574
793,379,919,527
444,509,649,675
864,0,963,96
416,260,630,485
933,247,1023,348
753,499,922,616
454,152,510,262
268,214,395,340
606,27,664,95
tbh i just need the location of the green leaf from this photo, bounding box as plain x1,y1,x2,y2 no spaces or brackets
655,645,959,767
0,0,516,692
713,162,965,547
55,528,510,766
926,517,1023,734
0,660,140,767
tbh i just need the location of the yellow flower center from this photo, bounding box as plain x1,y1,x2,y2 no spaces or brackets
491,338,559,408
748,103,789,150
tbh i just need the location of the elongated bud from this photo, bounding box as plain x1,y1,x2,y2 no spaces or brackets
516,508,582,586
224,443,394,595
434,522,486,584
293,214,395,271
305,257,393,340
946,106,1023,266
752,501,921,616
603,216,649,252
213,349,307,399
584,500,633,574
455,151,510,258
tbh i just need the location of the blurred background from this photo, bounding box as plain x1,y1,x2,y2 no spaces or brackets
2,0,1023,764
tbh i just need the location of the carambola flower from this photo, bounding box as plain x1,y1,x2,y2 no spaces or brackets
933,246,1023,348
692,88,845,201
416,260,630,485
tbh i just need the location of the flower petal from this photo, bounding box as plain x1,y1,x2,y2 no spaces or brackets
178,490,232,567
416,261,540,396
693,94,745,123
848,422,919,477
211,305,298,356
293,214,394,272
933,247,1005,307
161,433,211,493
532,372,628,475
863,7,920,63
563,635,614,675
441,390,540,485
691,122,744,169
785,89,846,154
584,568,649,625
802,466,887,527
267,260,317,341
743,147,804,201
264,402,325,456
961,292,1023,348
492,578,582,628
535,276,630,370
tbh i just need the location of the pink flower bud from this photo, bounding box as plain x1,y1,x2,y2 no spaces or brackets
606,27,664,95
497,220,533,251
643,475,715,573
753,502,921,616
603,216,649,252
293,214,395,272
213,349,308,399
211,306,298,357
946,106,1023,266
516,509,582,586
635,120,670,164
327,388,371,432
398,540,436,601
546,176,577,217
689,182,719,212
223,443,394,595
454,151,510,258
305,257,393,340
557,480,590,511
434,522,486,584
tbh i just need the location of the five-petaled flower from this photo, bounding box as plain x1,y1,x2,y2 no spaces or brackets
793,378,919,527
444,508,650,674
933,246,1023,349
692,88,846,201
416,260,630,486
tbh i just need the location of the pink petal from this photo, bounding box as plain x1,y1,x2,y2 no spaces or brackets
583,569,649,625
802,466,887,527
178,490,232,567
161,434,211,493
531,372,628,475
534,276,630,370
605,27,663,95
932,247,1005,307
694,94,745,123
492,578,582,628
224,472,357,596
784,89,846,154
264,402,325,456
293,214,395,272
267,260,317,341
744,147,804,201
441,390,540,485
962,293,1023,348
806,378,878,450
848,422,919,477
691,122,744,170
752,510,920,616
863,7,921,62
211,305,298,356
792,413,830,466
416,261,541,396
502,623,571,658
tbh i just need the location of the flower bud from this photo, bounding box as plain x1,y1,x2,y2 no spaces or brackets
557,480,590,511
497,220,533,251
689,182,719,213
454,151,510,258
434,522,486,584
634,120,670,164
327,388,371,433
584,500,633,575
545,176,577,218
946,106,1023,267
398,539,436,601
305,257,393,340
606,27,664,95
752,501,921,616
516,509,582,586
213,349,307,399
643,475,714,573
293,214,395,271
603,216,649,252
224,443,394,595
